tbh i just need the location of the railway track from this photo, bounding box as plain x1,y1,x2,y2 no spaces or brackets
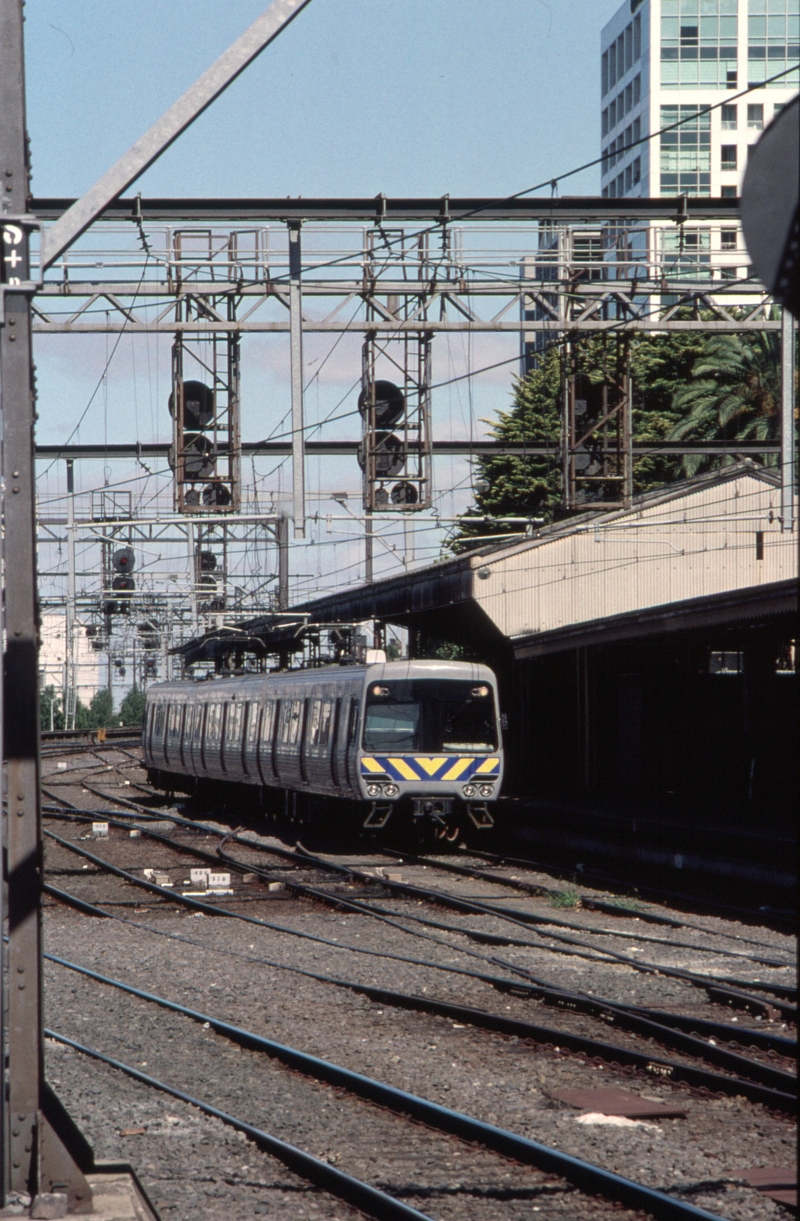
46,959,743,1221
42,807,796,1108
38,744,797,1218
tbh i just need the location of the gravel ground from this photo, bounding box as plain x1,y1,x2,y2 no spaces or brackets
39,751,796,1220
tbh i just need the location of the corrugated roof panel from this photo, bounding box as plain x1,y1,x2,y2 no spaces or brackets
472,474,796,638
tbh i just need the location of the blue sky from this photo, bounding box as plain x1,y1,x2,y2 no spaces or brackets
27,0,624,602
25,0,621,199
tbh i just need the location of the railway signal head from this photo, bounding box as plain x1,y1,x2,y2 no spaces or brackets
112,546,135,573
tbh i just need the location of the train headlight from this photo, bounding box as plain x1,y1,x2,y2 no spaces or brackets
366,783,383,798
384,783,399,798
462,783,477,798
478,783,494,798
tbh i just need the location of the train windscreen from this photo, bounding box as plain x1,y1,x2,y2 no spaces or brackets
363,680,497,753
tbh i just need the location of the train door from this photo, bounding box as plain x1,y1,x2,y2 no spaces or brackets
165,702,184,769
186,702,202,775
152,700,167,769
257,699,277,786
339,696,360,796
275,697,305,788
179,702,192,771
143,700,155,765
222,700,244,777
330,697,342,789
195,702,208,775
202,703,223,777
242,700,260,779
303,693,335,792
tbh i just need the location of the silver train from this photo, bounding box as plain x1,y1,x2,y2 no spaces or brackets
143,659,503,836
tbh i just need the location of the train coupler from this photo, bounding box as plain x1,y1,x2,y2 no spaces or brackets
412,797,453,825
363,802,394,829
466,802,494,830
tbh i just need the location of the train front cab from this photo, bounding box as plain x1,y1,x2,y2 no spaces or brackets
355,663,503,838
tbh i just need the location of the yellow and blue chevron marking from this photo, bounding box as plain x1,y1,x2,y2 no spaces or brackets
361,755,500,783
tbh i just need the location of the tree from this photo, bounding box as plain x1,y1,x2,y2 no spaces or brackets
452,344,562,550
79,688,117,730
668,330,781,476
40,685,64,732
450,330,709,550
119,687,147,727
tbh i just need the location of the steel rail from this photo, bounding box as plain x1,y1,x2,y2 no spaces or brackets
42,959,739,1221
466,840,796,932
81,775,794,978
215,845,797,1092
467,841,797,932
42,822,796,1099
43,776,797,1018
462,844,794,945
281,843,798,1019
58,776,789,1014
43,880,795,1106
73,750,798,953
41,727,141,743
358,846,790,969
58,779,796,1012
43,792,798,1023
44,1030,434,1221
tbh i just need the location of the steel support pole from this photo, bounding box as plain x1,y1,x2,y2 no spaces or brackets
1,0,41,1196
65,461,76,730
1,3,91,1208
277,516,290,609
780,306,796,533
187,522,199,633
365,512,374,584
289,223,305,537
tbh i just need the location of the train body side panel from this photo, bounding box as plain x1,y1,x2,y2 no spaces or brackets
143,661,504,818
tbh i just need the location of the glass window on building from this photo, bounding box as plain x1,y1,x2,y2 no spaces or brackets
748,0,800,89
662,227,712,279
721,143,738,168
721,184,738,196
747,102,765,126
660,105,712,194
661,0,738,89
721,103,738,128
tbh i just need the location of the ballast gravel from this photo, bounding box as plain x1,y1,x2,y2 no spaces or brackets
39,764,795,1221
43,895,794,1219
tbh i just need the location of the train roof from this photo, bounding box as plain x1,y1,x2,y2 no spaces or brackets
145,658,497,699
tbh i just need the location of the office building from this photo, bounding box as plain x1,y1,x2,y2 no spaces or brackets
600,0,799,200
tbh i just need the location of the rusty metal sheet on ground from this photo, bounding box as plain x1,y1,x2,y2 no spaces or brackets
733,1166,797,1207
550,1087,687,1118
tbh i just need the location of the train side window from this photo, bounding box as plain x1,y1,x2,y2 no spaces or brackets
307,699,322,746
206,704,222,745
288,699,303,745
278,700,292,744
246,701,260,747
153,702,166,738
261,700,276,745
318,698,333,747
168,703,182,740
226,701,243,744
